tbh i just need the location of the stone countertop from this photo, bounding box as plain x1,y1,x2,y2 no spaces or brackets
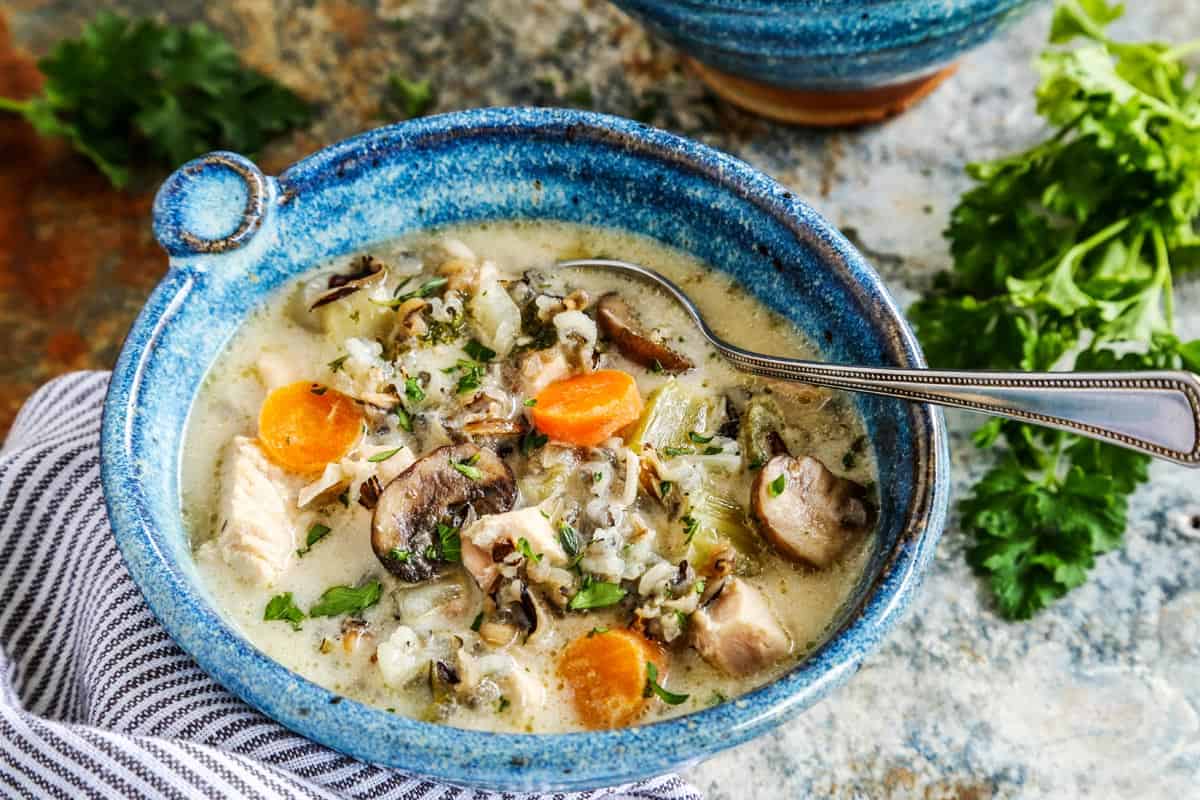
3,1,1198,797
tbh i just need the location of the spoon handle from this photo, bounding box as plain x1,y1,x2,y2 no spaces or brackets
720,349,1200,467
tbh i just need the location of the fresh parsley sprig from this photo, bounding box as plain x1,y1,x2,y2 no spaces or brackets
0,12,310,188
909,0,1200,619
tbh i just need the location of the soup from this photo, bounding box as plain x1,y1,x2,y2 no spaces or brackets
184,221,876,733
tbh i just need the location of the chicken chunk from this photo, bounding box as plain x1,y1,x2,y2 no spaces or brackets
376,625,427,688
460,506,568,591
216,436,297,584
690,579,791,677
518,347,573,397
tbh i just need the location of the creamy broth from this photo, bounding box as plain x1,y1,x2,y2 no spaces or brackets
184,221,875,733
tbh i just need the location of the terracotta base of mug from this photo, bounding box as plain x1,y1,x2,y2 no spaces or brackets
687,59,959,127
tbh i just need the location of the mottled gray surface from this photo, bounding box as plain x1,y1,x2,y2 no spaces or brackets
678,5,1200,799
6,1,1200,797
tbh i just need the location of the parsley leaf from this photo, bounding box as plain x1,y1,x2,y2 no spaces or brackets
404,376,426,404
392,404,413,433
644,662,689,705
452,456,483,481
558,522,582,562
438,523,462,563
367,447,404,463
383,75,435,119
521,428,549,456
516,537,543,563
0,12,310,188
264,593,305,631
308,581,382,618
463,339,496,362
909,1,1200,618
296,523,331,557
568,576,626,610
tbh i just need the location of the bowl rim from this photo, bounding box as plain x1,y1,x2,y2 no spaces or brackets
101,107,949,791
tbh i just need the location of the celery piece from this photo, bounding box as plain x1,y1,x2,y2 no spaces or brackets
518,466,569,505
740,396,785,468
628,379,721,454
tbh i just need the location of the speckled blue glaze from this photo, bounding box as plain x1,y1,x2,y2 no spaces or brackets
101,107,949,791
609,0,1042,90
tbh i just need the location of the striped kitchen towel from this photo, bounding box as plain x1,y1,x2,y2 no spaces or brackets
0,372,701,800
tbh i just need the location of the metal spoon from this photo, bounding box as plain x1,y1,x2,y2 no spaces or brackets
557,258,1200,467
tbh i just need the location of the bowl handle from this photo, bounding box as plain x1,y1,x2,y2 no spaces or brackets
152,152,270,258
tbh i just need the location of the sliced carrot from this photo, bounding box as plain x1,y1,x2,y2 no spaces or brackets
558,628,666,729
531,370,644,447
257,381,363,474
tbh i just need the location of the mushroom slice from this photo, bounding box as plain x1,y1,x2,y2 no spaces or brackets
461,418,528,440
751,454,872,569
690,578,790,677
596,293,693,373
371,443,516,582
310,255,386,309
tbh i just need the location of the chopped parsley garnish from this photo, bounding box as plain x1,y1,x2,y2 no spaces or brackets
420,312,467,345
308,581,382,618
496,696,510,713
748,457,765,471
703,446,723,455
327,355,348,373
842,435,867,471
694,578,706,596
310,384,328,396
337,490,350,508
558,522,581,562
644,662,689,705
463,339,496,362
516,537,543,563
264,593,305,631
681,514,700,544
659,480,672,498
521,428,549,456
296,523,331,557
593,471,603,484
404,376,425,404
389,548,411,563
392,404,413,433
373,276,448,307
438,523,462,563
708,691,728,707
588,626,609,637
688,431,713,444
568,576,626,610
663,446,694,457
444,359,487,395
470,612,484,632
523,398,537,407
650,359,664,374
768,473,787,497
452,454,483,481
367,447,404,463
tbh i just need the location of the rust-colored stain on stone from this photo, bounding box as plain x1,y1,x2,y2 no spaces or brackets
0,10,165,437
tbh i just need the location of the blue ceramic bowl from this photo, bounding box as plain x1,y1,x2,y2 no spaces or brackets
101,108,949,791
610,0,1041,91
